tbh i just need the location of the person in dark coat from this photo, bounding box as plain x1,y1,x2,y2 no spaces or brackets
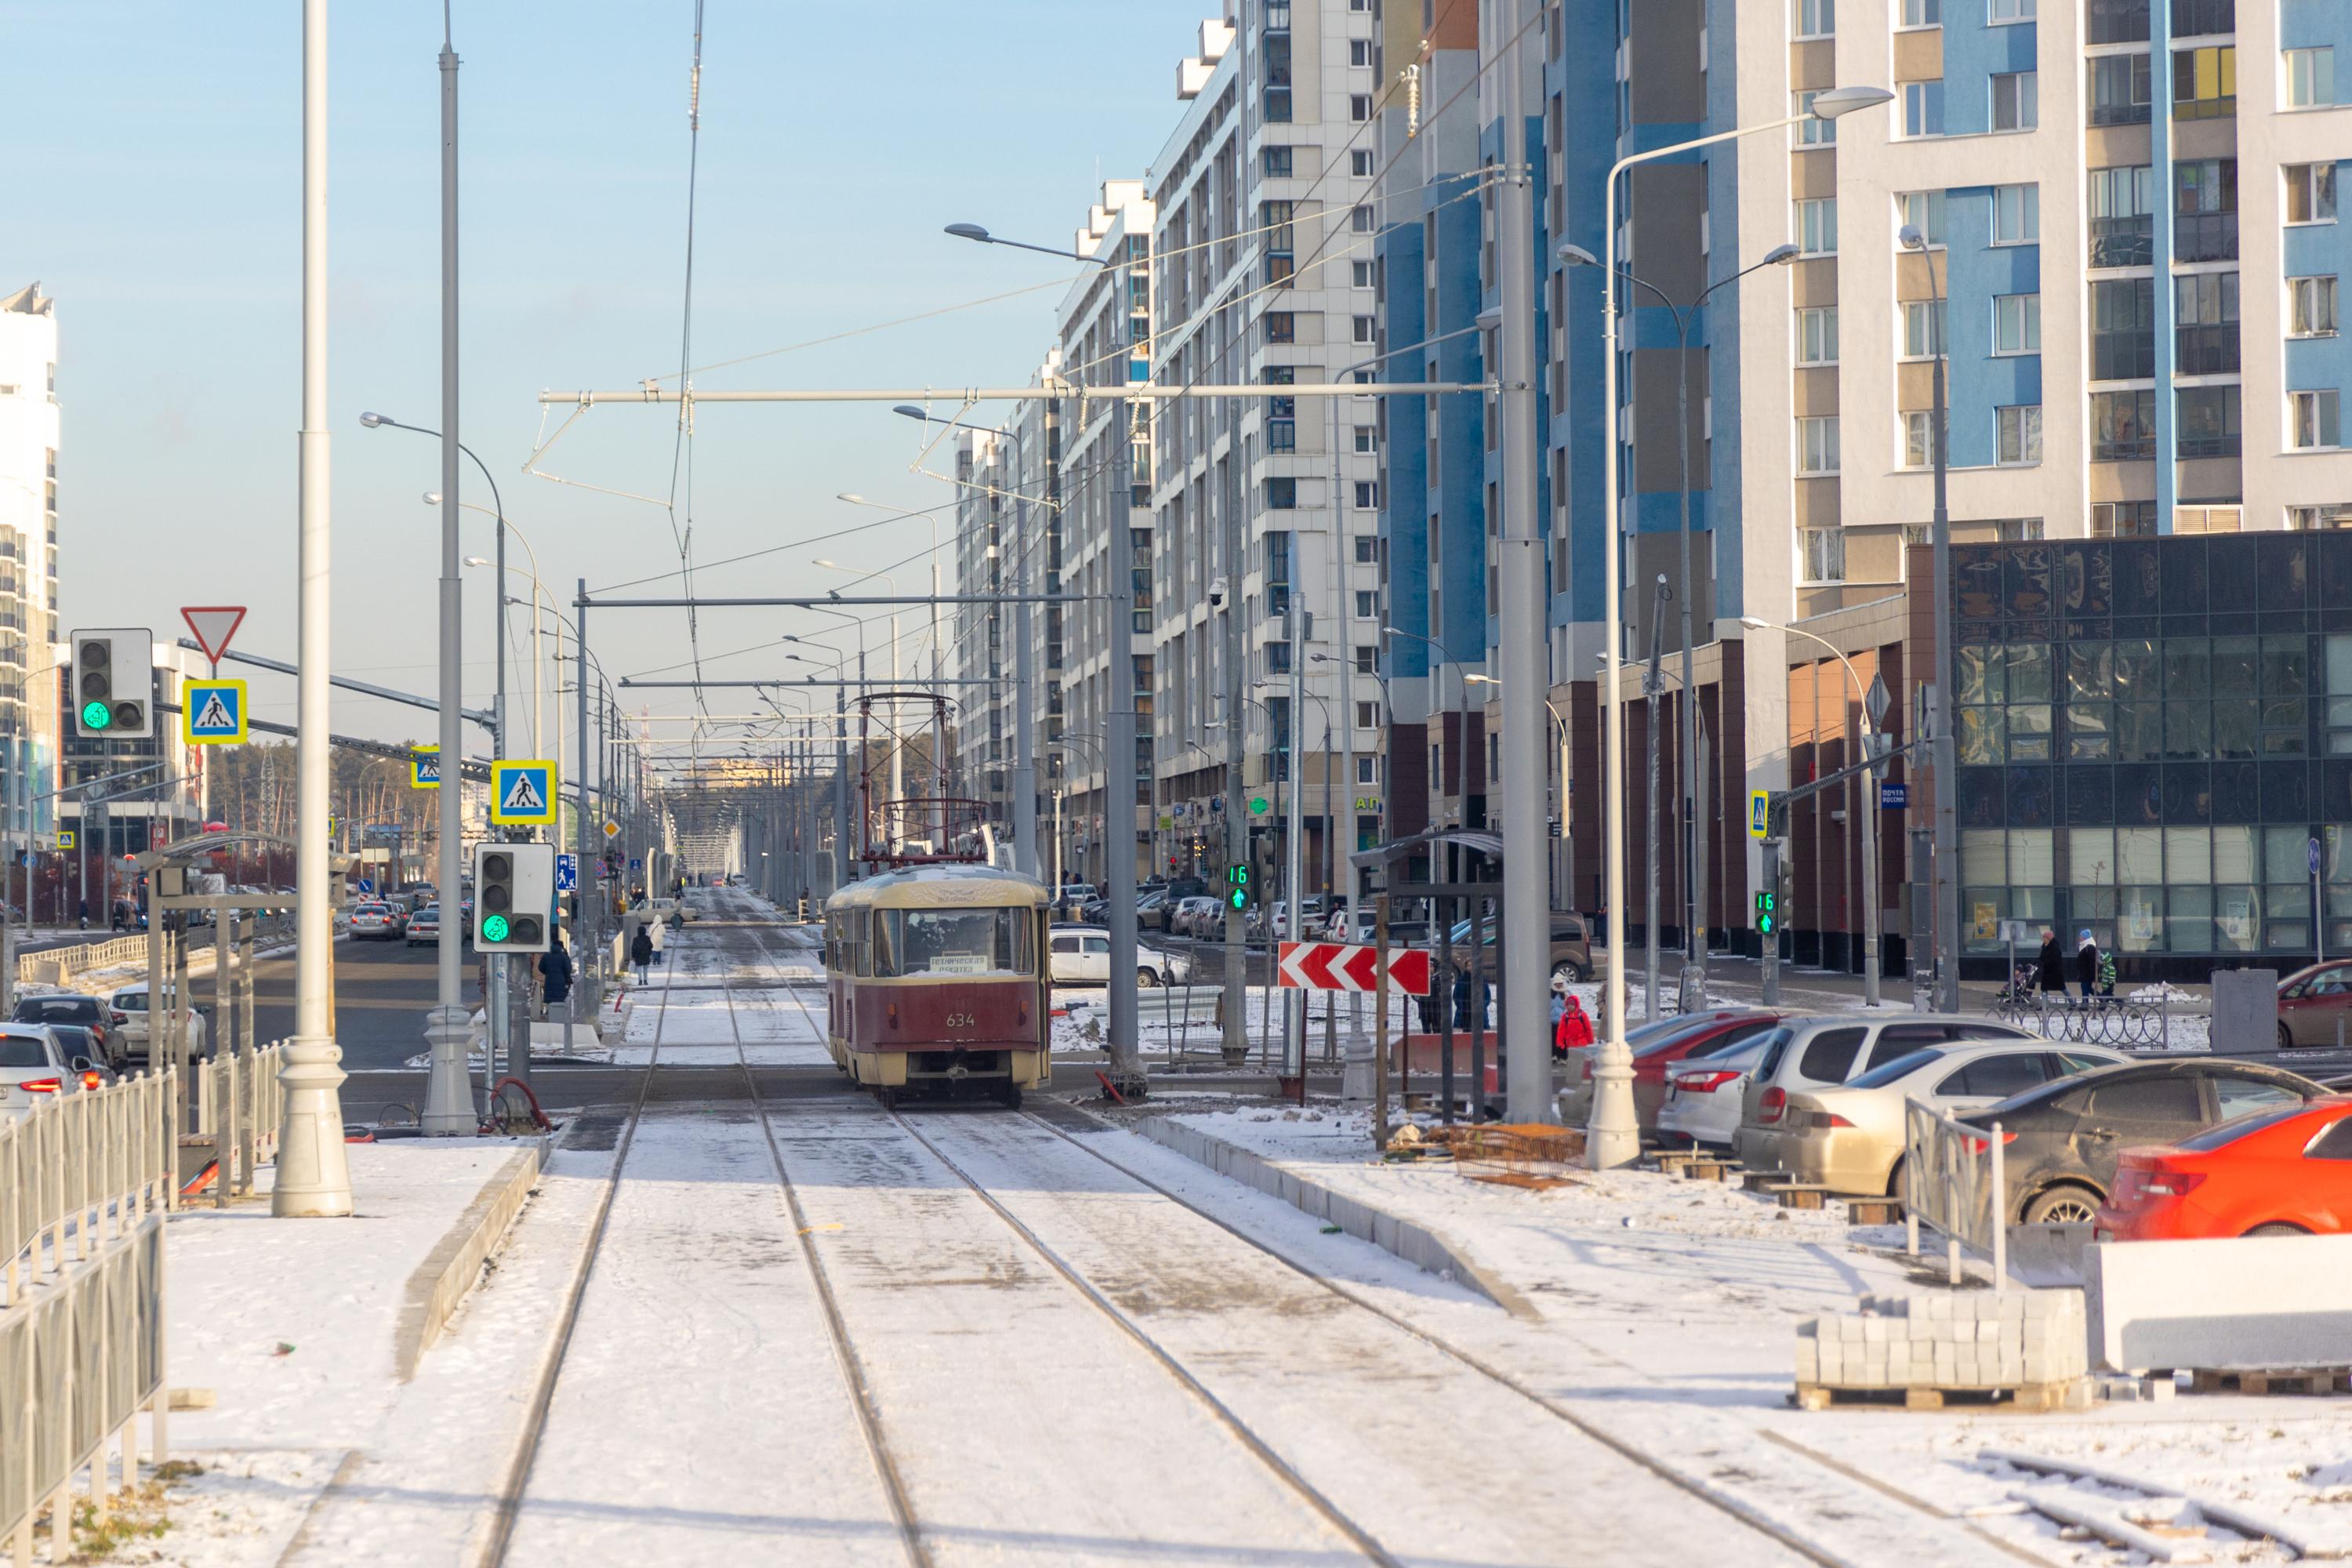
538,937,574,1015
630,922,654,982
2074,930,2100,998
1451,964,1491,1033
2035,928,2067,995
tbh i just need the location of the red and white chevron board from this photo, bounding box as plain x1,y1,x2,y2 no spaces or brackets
1276,941,1433,995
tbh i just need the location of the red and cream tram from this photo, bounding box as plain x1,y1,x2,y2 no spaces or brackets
822,865,1051,1107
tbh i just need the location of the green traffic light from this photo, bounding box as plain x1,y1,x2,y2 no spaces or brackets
81,700,111,731
481,913,510,943
1229,889,1246,911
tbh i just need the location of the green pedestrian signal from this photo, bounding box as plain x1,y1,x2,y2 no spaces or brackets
81,700,112,731
481,913,510,944
1754,891,1777,936
1226,862,1251,910
1229,888,1247,911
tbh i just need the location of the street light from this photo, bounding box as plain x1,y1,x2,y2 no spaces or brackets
813,559,902,840
1902,221,1959,1014
1559,241,1798,1010
1743,615,1886,1006
1582,82,1893,1171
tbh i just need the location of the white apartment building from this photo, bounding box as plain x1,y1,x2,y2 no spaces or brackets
0,284,61,852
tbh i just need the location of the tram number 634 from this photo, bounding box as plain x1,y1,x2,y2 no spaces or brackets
942,1012,977,1029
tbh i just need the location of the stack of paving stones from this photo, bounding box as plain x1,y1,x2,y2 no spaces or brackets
1794,1289,2089,1409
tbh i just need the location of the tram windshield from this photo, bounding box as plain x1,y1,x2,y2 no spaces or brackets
873,907,1036,977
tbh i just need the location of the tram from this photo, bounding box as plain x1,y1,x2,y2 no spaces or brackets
822,863,1051,1107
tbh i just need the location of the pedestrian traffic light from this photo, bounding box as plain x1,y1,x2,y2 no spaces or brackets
71,630,154,739
1755,890,1778,937
1226,862,1250,912
473,841,555,953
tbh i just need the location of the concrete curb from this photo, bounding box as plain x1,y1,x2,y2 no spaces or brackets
394,1142,546,1381
1136,1116,1541,1321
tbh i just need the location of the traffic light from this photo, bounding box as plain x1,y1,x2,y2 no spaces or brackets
1755,890,1778,937
71,630,154,739
473,841,556,953
1225,862,1251,912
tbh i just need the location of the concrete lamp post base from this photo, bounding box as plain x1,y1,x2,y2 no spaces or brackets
270,1036,354,1218
1584,1054,1642,1171
419,1004,477,1134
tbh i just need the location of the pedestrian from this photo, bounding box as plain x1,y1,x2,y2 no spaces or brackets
630,921,653,982
1550,975,1568,1031
2035,927,2067,996
538,935,573,1019
2074,929,2100,1000
1554,990,1595,1058
1450,961,1490,1034
648,915,666,966
76,898,87,932
2097,946,2117,998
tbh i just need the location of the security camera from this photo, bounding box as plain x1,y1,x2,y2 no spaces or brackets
1208,575,1229,609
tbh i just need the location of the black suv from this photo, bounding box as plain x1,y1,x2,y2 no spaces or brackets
11,993,122,1065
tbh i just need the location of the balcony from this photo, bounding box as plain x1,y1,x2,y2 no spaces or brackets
2171,0,2232,36
2089,100,2152,128
2092,332,2158,380
2175,322,2241,374
2174,211,2238,263
2177,429,2241,457
2089,216,2154,268
2087,0,2150,44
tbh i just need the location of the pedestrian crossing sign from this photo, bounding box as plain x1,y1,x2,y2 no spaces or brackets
491,759,558,826
410,746,440,789
56,830,74,851
183,679,248,744
1748,789,1771,840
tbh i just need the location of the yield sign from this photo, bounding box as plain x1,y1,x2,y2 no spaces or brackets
180,606,248,666
1276,941,1433,996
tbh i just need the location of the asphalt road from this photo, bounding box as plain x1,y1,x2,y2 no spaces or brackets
250,931,481,1072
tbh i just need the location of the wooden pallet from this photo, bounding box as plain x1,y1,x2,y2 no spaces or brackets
2187,1368,2352,1396
1774,1184,1835,1210
1742,1170,1796,1193
1846,1197,1904,1225
1678,1160,1737,1183
1794,1379,2085,1413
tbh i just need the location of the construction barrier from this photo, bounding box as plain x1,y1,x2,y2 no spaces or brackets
1902,1098,2010,1288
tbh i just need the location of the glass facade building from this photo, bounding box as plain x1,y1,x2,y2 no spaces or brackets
1954,534,2352,975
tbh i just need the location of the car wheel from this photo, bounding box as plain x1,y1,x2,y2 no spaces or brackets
1136,967,1160,989
2246,1222,2310,1237
1882,1156,1907,1201
2280,1021,2296,1050
1552,959,1588,984
2023,1185,2103,1226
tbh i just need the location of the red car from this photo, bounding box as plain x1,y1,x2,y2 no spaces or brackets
2096,1096,2352,1240
1559,1010,1789,1132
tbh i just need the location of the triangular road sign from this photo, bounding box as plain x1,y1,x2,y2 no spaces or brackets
180,606,248,666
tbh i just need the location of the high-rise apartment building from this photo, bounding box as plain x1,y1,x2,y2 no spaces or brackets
0,283,61,864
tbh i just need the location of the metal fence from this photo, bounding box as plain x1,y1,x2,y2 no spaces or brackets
2,1071,175,1305
1,1215,167,1559
1984,992,2199,1049
16,934,160,990
1902,1098,2009,1289
192,1041,286,1202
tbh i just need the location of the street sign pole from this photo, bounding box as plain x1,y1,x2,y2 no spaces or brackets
1760,837,1783,1006
2315,837,2326,968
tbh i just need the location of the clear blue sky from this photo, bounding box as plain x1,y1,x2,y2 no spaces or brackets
3,1,1212,755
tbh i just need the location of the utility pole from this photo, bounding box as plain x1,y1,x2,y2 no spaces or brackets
274,0,354,1214
1644,577,1668,1021
1221,405,1249,1068
1493,0,1553,1122
1104,394,1142,1092
1010,423,1038,880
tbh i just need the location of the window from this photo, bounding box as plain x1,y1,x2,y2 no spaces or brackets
1348,93,1373,122
1991,71,2038,130
2174,158,2238,263
2087,0,2150,45
1994,293,2042,354
2085,1077,2201,1121
2092,389,2159,459
1801,528,1846,583
2214,1077,2303,1120
2170,0,2231,33
1353,481,1378,508
1904,410,1946,468
1262,145,1294,178
1998,405,2044,465
1903,299,1947,358
2089,53,2153,126
1795,307,1838,365
1351,149,1374,177
2177,385,2241,457
2169,502,2240,532
2092,500,2160,536
1794,198,1837,255
1352,314,1375,343
1896,189,1947,245
1265,311,1295,343
2089,164,2156,266
1798,416,1841,474
1793,90,1837,146
1355,590,1375,619
2308,1120,2352,1160
1937,1051,2050,1099
1349,205,1374,234
1989,0,2034,18
1356,701,1377,728
1352,424,1374,452
1900,79,1946,137
2172,45,2235,119
1354,535,1377,563
2092,278,2158,379
1996,517,2047,541
2289,503,2352,530
1354,644,1377,675
1266,477,1298,509
1350,260,1373,289
1792,0,1834,37
2291,277,2340,338
2287,164,2339,225
1898,0,1939,23
2288,49,2335,110
1993,183,2039,244
1348,38,1372,67
2292,390,2343,450
2174,272,2239,373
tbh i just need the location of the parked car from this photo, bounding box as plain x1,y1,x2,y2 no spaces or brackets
1269,898,1327,941
12,993,124,1064
1780,1041,2131,1197
1734,1014,2040,1174
2094,1097,2352,1240
1134,890,1168,927
1561,1011,1795,1133
1047,924,1193,988
349,902,403,941
0,1027,107,1119
2275,961,2352,1047
1172,896,1223,938
1322,906,1373,942
1657,1032,1780,1150
1958,1058,2329,1225
1424,911,1595,983
105,985,209,1062
406,905,442,947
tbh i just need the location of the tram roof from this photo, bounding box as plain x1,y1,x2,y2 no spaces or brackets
826,863,1047,913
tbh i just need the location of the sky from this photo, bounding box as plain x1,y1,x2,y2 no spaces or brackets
2,0,1215,772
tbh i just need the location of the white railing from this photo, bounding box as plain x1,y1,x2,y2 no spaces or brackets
0,1214,168,1559
193,1041,287,1196
1902,1098,2009,1289
0,1072,175,1305
16,933,162,990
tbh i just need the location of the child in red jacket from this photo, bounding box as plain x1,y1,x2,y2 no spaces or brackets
1553,989,1595,1056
